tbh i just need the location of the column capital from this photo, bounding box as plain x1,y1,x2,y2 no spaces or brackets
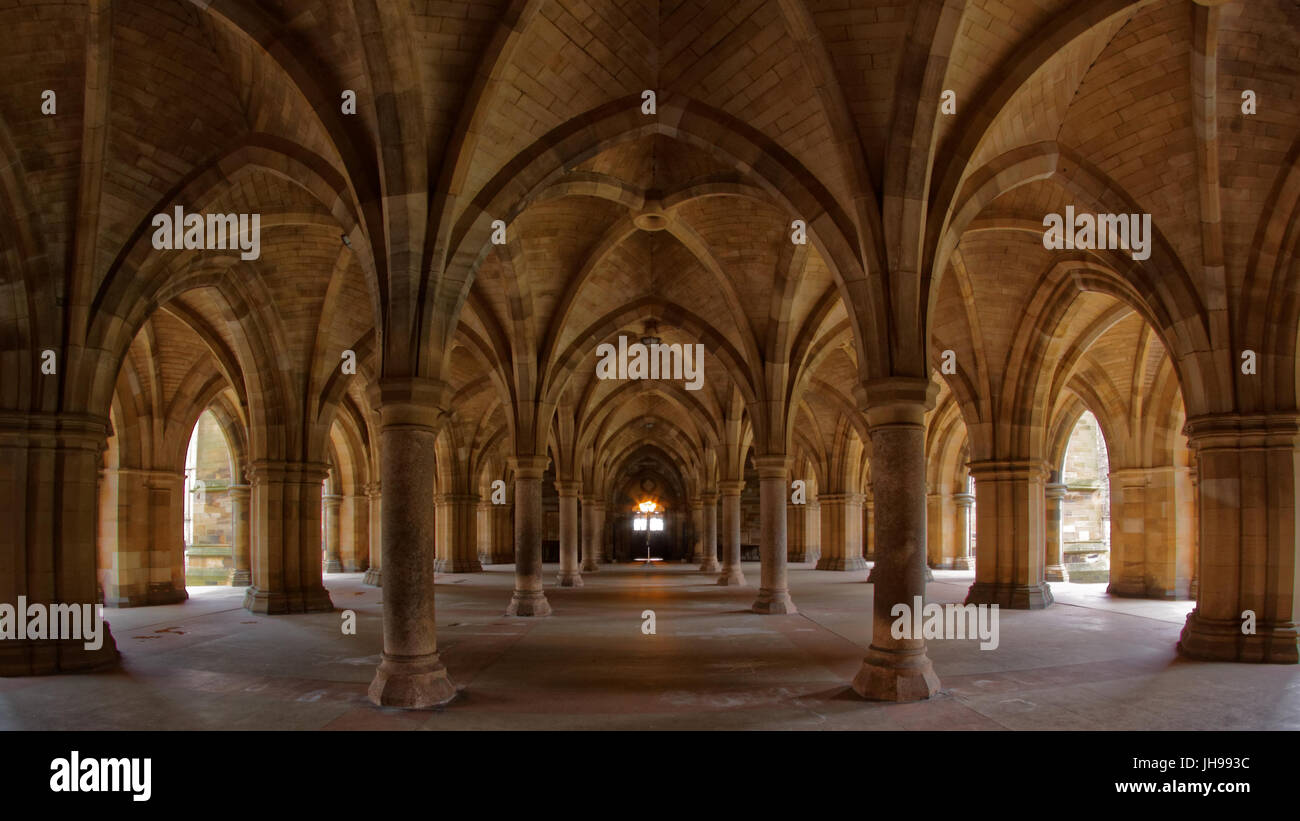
246,459,331,485
227,483,252,501
509,455,549,480
367,377,453,432
554,480,582,497
752,455,791,479
855,377,936,428
323,493,344,507
0,410,110,450
582,496,606,509
953,491,976,508
967,459,1049,481
365,481,381,497
699,491,719,504
718,480,745,496
1183,411,1300,449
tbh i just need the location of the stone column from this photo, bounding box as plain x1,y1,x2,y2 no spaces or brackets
477,499,492,565
863,496,876,562
363,481,382,586
1043,482,1067,581
689,498,705,564
852,379,940,702
816,492,867,570
366,379,456,708
0,414,120,675
964,460,1053,609
715,481,745,584
243,460,334,614
787,501,807,562
228,483,252,585
952,491,975,571
753,456,796,613
507,456,551,616
323,494,343,573
491,500,514,563
434,493,482,573
581,497,604,572
556,481,582,586
1107,469,1148,597
699,491,720,571
1178,414,1298,663
342,492,370,572
805,498,821,565
98,467,188,606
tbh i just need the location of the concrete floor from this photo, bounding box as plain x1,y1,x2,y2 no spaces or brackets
2,563,1297,730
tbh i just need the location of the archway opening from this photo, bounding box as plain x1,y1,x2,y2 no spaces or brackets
183,408,237,587
1059,410,1111,584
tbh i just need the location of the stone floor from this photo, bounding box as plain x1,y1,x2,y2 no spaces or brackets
2,563,1296,730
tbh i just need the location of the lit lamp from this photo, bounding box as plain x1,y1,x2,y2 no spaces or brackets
633,500,664,565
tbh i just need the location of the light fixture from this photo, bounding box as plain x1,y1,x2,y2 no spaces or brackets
640,319,660,346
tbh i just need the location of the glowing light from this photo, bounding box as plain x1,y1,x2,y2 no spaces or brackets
638,500,657,514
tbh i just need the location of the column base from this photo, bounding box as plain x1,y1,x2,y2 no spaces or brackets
505,590,552,617
964,581,1053,610
102,585,189,607
1177,610,1298,663
367,652,459,709
815,556,868,571
227,569,252,587
1108,579,1191,600
324,560,342,573
556,571,584,587
699,557,721,572
851,645,940,702
342,560,369,573
951,556,974,571
715,567,746,585
0,632,121,677
242,585,335,614
363,568,382,587
1044,564,1067,582
580,560,600,572
433,558,483,573
786,552,808,563
752,589,797,614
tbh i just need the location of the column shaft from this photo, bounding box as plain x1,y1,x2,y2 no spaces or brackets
716,482,745,584
816,492,867,570
433,494,482,573
228,483,252,585
699,492,720,571
556,482,582,586
507,457,551,616
581,498,604,571
363,482,382,586
964,460,1053,609
753,456,796,613
852,381,940,702
323,494,343,573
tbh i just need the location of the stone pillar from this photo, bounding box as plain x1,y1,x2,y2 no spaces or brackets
434,493,482,573
507,456,551,616
0,414,120,675
556,481,582,586
927,490,954,568
816,492,867,570
699,491,720,571
228,483,252,585
98,467,188,606
367,379,456,708
323,494,343,573
689,498,705,564
491,501,514,563
1044,482,1067,581
1178,414,1298,663
787,501,807,562
363,481,382,586
805,498,821,565
581,497,604,571
964,460,1053,609
342,492,370,572
952,491,975,571
852,380,939,702
715,481,745,584
1107,469,1147,596
243,460,334,614
477,499,492,565
753,456,796,613
1106,467,1194,599
863,496,875,562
